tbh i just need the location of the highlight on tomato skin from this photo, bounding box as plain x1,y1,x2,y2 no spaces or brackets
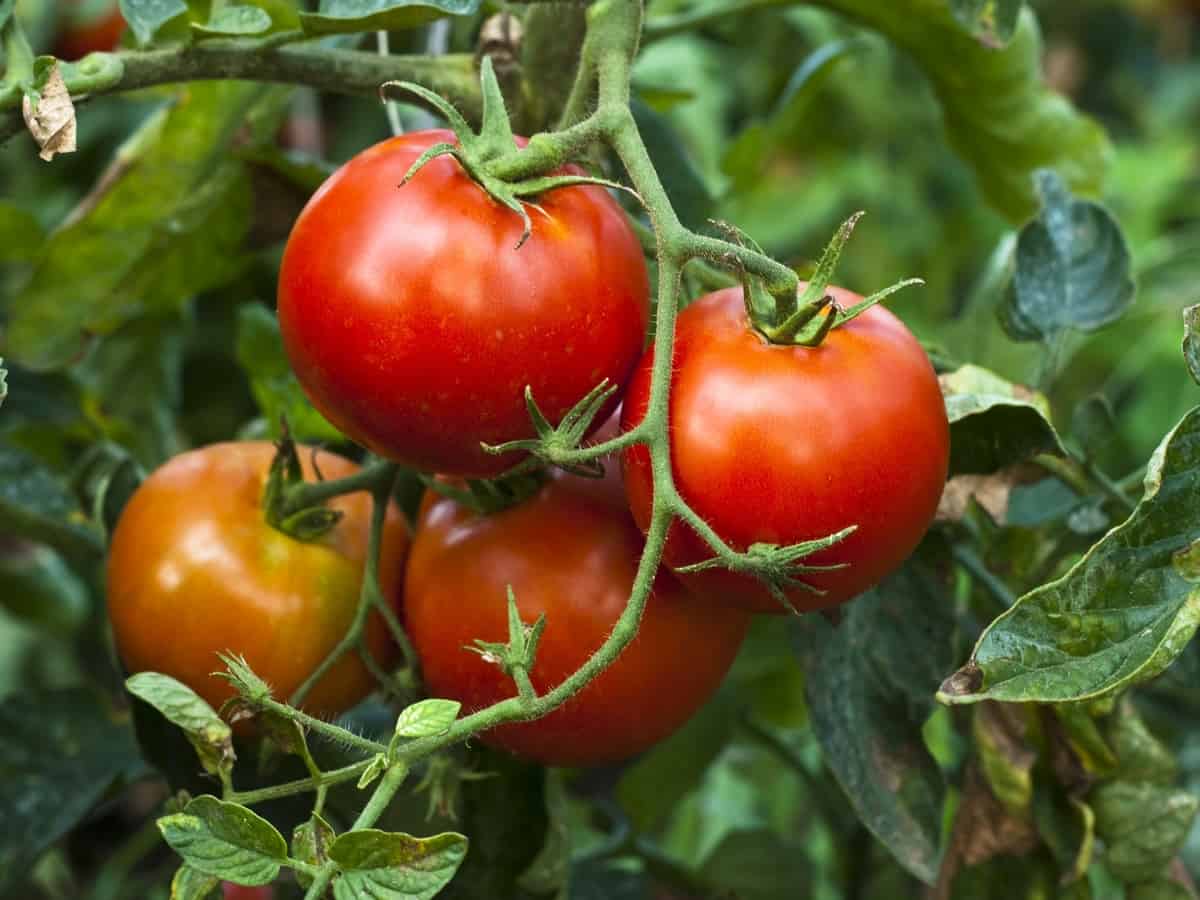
53,0,125,59
402,462,752,767
105,442,409,723
276,129,650,479
621,283,950,615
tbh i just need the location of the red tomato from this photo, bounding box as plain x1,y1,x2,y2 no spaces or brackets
403,466,750,766
223,884,273,900
277,129,649,477
622,285,949,614
107,443,409,720
54,1,124,59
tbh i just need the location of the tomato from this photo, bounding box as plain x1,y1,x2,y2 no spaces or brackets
223,884,273,900
106,442,409,720
622,285,949,614
403,465,750,766
54,0,124,59
277,129,649,477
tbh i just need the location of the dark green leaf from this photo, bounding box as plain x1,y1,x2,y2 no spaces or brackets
158,795,288,885
395,699,461,739
823,1,1109,222
1128,881,1193,900
300,0,481,36
0,689,141,895
0,442,102,563
617,689,739,832
0,202,44,263
941,364,1065,475
1106,703,1176,785
950,0,1022,47
1071,394,1118,461
0,539,89,634
118,0,190,45
630,100,713,231
699,829,812,900
940,406,1200,705
328,829,468,900
170,865,222,900
125,673,234,781
1183,305,1200,387
999,171,1134,342
797,559,955,884
568,860,650,900
516,770,570,896
1092,781,1198,884
235,305,343,443
6,83,266,372
192,5,272,38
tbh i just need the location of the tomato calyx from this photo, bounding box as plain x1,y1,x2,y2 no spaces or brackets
481,380,617,477
261,428,343,541
467,587,545,696
738,212,924,347
675,529,858,615
380,58,632,249
420,467,549,516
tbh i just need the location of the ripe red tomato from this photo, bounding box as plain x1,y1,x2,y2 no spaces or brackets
403,466,750,766
223,883,273,900
54,0,125,59
277,129,649,477
107,443,409,720
622,285,949,614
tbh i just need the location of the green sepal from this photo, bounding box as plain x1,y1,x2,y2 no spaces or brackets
482,380,617,478
261,420,342,541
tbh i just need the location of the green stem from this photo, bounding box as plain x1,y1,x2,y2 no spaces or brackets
951,543,1016,609
229,759,372,807
260,696,387,756
279,460,398,517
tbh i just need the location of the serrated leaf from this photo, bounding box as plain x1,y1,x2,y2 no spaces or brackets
0,689,141,895
1183,305,1200,387
797,559,955,884
193,5,272,38
170,864,221,900
119,0,189,45
823,0,1109,222
1092,781,1198,884
126,673,234,780
158,796,287,885
395,699,460,738
328,829,468,900
940,406,1200,705
300,0,480,35
999,170,1134,342
6,82,266,372
950,0,1022,47
235,305,343,443
941,364,1065,475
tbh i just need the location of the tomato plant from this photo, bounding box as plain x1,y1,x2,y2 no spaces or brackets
106,442,409,720
622,284,949,613
52,0,124,59
277,129,649,477
403,465,750,765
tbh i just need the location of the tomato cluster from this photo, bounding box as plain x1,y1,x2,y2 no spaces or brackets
107,130,948,767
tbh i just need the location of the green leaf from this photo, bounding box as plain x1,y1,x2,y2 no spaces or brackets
0,689,141,895
235,304,343,443
125,673,234,781
1128,881,1194,900
170,865,222,900
973,703,1034,819
328,829,468,900
1092,781,1198,884
0,0,13,29
630,99,713,231
1106,703,1177,785
192,5,272,38
395,699,461,738
797,559,955,884
699,829,813,900
292,814,336,889
517,770,570,896
0,202,44,263
1183,305,1200,387
941,364,1065,476
818,0,1110,222
158,796,287,885
0,442,101,563
0,540,89,634
568,860,650,900
5,82,266,372
300,0,480,35
118,0,189,45
940,405,1200,705
949,0,1022,47
999,171,1135,342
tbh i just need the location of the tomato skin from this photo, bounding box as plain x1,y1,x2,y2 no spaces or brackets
277,129,649,477
622,286,949,614
106,443,409,720
222,884,273,900
54,1,124,59
403,467,750,766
